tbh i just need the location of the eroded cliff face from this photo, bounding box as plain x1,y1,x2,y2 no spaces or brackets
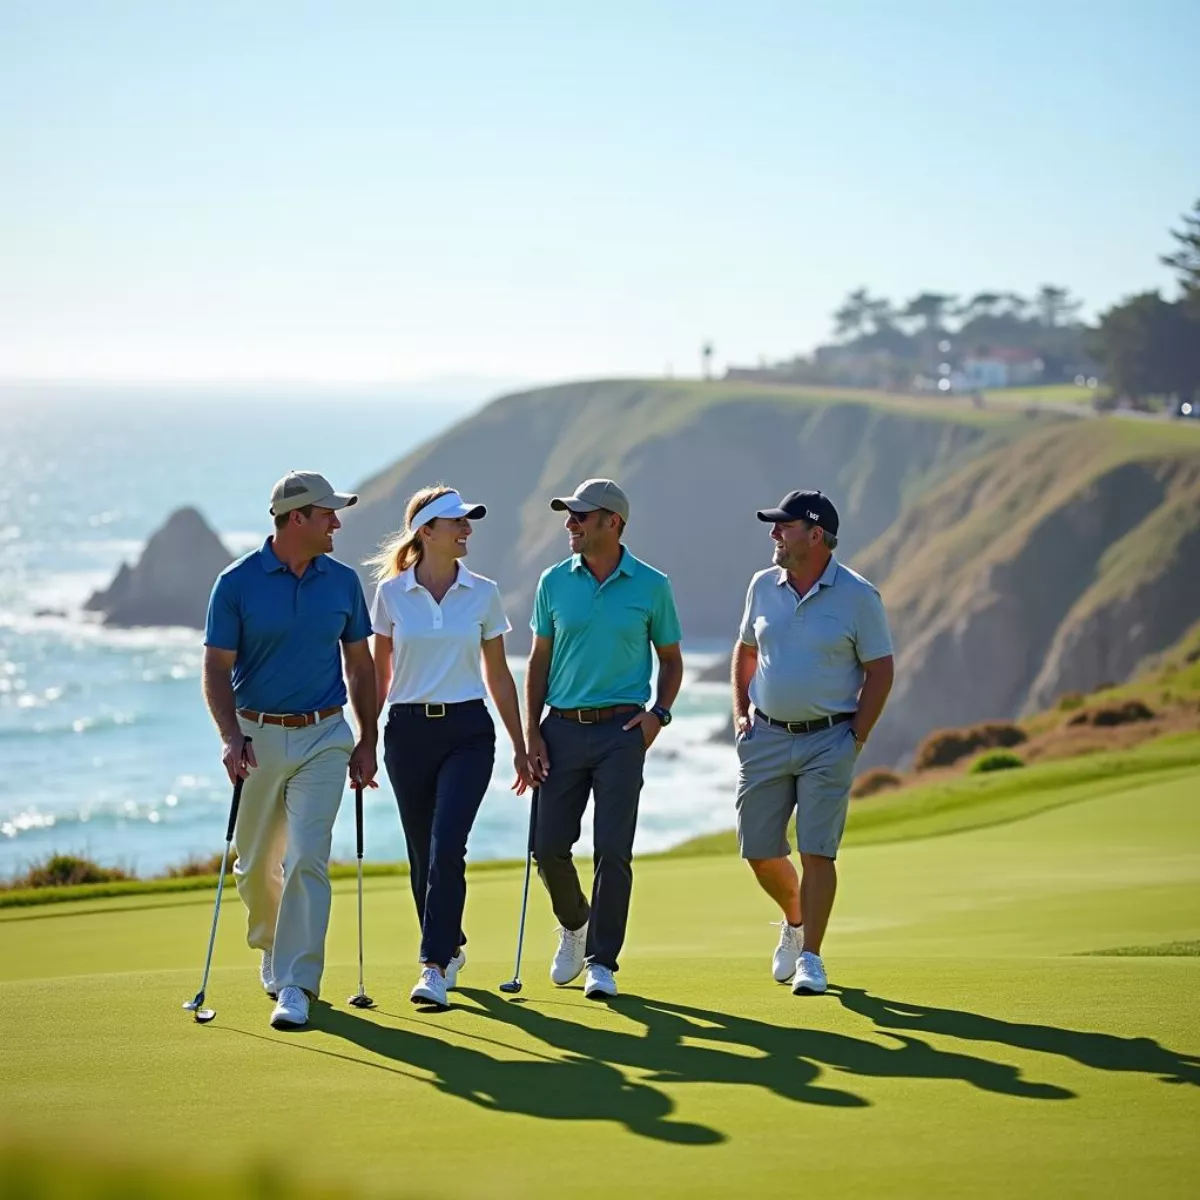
856,429,1200,766
338,381,1000,650
337,380,1200,766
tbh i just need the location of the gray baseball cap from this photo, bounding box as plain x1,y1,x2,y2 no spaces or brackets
270,470,358,516
550,478,629,521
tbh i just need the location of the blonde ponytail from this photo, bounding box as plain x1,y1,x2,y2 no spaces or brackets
366,484,457,582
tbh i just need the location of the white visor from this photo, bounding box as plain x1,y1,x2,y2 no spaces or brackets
410,490,487,530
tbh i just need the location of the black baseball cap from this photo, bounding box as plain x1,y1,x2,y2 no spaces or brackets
755,489,840,536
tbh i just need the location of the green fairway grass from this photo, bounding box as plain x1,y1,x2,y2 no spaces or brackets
2,755,1198,1197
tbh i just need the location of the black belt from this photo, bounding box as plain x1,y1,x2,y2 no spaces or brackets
755,709,855,734
550,704,642,724
389,700,485,719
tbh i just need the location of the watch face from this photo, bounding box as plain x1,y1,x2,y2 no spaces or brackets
654,706,672,726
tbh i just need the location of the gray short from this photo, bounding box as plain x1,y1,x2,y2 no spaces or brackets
735,713,858,860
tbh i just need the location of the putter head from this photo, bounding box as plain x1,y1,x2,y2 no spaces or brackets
348,992,375,1009
183,993,215,1023
498,979,523,995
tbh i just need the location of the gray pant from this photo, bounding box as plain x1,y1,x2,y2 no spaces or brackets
232,712,353,996
533,714,647,972
735,713,857,860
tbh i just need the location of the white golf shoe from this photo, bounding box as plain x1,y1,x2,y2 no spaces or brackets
583,964,618,1000
410,966,449,1009
270,985,309,1028
791,951,828,995
772,922,803,983
445,949,467,991
550,921,588,985
260,949,276,999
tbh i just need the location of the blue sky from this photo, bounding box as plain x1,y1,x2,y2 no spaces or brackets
1,0,1197,385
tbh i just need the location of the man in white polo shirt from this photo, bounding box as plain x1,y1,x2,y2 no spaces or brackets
731,489,894,996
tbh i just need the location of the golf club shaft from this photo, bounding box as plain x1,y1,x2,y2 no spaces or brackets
355,783,365,992
509,787,539,981
195,773,245,997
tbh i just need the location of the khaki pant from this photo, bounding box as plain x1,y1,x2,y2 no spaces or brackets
232,712,354,996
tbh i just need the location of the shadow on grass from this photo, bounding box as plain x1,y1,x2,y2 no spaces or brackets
308,1001,724,1145
301,984,1076,1146
834,986,1200,1087
459,989,1072,1105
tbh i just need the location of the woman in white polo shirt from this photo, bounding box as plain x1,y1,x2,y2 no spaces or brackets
368,485,532,1009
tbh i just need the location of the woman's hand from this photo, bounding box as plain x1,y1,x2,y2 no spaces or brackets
511,749,535,795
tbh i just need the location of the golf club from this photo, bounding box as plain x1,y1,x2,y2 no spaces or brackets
182,738,251,1024
499,786,539,995
347,782,375,1008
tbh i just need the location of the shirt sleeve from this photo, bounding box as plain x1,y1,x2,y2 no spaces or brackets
530,572,554,638
853,587,894,662
649,576,683,647
204,573,240,652
738,579,758,646
482,582,512,640
369,583,394,638
343,576,373,643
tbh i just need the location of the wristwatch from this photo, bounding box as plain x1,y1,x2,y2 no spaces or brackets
650,705,673,727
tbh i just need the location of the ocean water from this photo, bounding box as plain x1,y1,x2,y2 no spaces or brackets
0,386,737,879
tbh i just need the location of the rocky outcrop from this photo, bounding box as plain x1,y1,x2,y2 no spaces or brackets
85,507,233,628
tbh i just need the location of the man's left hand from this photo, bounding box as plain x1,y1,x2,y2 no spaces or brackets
623,710,663,750
349,740,379,789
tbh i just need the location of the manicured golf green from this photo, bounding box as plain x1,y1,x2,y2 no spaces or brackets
2,755,1198,1198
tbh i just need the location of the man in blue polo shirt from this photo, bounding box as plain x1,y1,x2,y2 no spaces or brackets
202,469,377,1030
526,478,683,1000
732,489,894,998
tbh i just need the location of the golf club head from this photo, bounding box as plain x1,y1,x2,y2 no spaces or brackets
182,992,205,1012
498,979,523,994
348,992,375,1009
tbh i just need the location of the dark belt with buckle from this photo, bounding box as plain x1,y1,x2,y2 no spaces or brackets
389,699,485,719
550,704,643,725
755,709,855,735
237,706,342,728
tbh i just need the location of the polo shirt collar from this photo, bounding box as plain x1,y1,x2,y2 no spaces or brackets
400,563,473,591
571,546,635,576
774,556,840,589
261,538,288,573
262,537,328,574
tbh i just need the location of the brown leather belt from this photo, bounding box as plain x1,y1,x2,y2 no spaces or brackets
550,704,642,725
237,706,342,729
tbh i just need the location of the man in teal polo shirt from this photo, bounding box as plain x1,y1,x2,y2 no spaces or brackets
526,478,683,999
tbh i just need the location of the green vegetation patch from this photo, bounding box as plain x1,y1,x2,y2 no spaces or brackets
1083,941,1200,957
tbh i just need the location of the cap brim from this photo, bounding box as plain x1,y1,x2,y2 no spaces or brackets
447,502,486,520
755,508,792,523
314,490,358,511
550,496,600,513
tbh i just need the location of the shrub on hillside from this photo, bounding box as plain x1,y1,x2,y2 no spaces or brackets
6,854,131,890
852,768,903,798
969,749,1025,774
914,722,1028,770
1067,699,1155,728
1057,691,1087,712
164,851,233,878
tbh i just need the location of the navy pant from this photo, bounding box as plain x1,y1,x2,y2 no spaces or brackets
533,713,646,972
383,701,495,968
